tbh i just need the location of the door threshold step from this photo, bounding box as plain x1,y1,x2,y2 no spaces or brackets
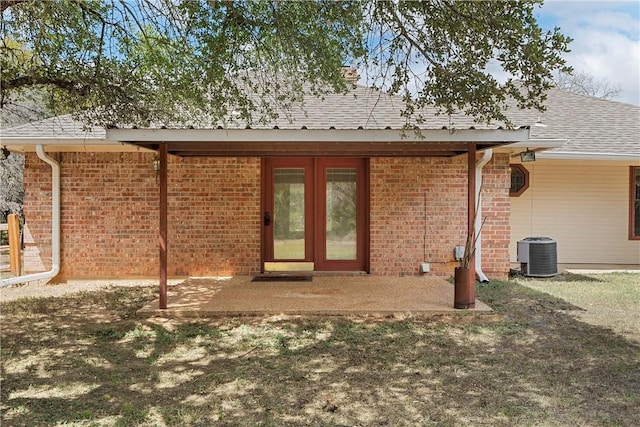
252,274,313,282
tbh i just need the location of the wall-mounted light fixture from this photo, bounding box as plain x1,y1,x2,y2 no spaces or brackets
152,155,160,181
1,146,10,159
520,148,536,163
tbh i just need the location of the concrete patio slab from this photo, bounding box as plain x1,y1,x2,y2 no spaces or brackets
137,275,492,317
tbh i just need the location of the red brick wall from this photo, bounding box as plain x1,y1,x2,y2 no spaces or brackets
23,152,509,279
477,153,511,279
23,153,54,271
369,155,510,279
167,156,261,276
23,153,261,278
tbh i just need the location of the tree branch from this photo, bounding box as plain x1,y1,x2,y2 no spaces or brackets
0,0,27,13
384,4,443,73
1,75,89,96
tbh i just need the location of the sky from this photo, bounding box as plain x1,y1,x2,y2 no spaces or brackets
535,0,640,105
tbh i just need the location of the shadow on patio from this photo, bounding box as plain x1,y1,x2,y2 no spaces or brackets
137,275,492,317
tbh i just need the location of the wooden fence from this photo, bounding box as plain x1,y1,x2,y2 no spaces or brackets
0,214,21,276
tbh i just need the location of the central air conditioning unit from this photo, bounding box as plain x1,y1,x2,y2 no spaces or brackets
517,237,558,277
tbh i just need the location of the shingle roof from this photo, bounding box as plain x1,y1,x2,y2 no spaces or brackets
224,85,499,131
2,85,638,158
504,88,640,157
0,85,510,141
0,114,106,140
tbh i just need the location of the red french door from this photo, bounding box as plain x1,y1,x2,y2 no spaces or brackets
262,158,368,272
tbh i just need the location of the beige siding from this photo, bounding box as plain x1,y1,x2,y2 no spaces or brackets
510,159,640,265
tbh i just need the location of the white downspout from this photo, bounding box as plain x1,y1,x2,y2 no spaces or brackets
0,145,60,287
475,149,492,283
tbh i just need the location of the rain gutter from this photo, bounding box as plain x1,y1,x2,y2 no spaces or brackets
0,145,60,287
475,149,492,283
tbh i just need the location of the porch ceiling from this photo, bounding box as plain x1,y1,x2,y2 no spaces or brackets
107,128,530,157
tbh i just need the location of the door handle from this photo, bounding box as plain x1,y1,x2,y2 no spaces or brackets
264,211,271,226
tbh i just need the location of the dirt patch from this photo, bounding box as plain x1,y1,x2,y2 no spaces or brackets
0,278,183,303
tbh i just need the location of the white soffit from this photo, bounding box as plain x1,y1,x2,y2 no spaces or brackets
499,138,567,151
536,151,640,161
0,139,150,153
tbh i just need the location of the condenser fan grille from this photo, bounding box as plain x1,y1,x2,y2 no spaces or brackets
517,237,558,277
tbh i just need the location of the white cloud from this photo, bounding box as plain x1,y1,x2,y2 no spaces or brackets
539,1,640,105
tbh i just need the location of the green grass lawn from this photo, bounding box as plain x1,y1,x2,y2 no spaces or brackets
516,272,640,344
1,276,639,426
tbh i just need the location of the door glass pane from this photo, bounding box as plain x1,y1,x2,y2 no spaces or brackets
274,168,305,259
326,168,357,260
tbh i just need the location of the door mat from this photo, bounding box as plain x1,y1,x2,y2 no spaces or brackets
252,275,313,282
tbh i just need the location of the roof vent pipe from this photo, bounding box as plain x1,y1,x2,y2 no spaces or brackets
0,145,60,287
474,149,492,283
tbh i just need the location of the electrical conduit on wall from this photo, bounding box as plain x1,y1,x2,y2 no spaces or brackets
0,145,60,287
475,149,492,283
